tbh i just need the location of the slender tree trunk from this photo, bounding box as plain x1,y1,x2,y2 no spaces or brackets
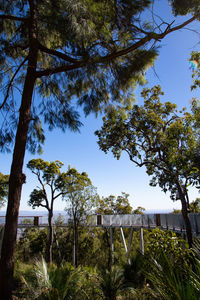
74,221,78,267
177,184,193,248
0,2,38,298
104,228,112,270
180,197,193,248
0,69,37,299
47,210,54,263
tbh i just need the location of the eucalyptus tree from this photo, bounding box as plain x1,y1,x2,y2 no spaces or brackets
0,0,200,298
95,85,200,248
95,192,133,215
62,167,98,267
27,158,68,263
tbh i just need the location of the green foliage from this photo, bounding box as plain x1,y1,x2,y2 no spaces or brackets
14,226,200,299
17,228,47,261
96,192,132,214
146,250,200,300
189,198,200,213
133,206,145,214
19,258,101,300
0,172,9,208
190,51,200,90
123,252,146,289
95,85,200,202
0,0,166,154
98,265,135,300
63,167,98,223
170,0,200,16
145,228,191,266
27,159,65,210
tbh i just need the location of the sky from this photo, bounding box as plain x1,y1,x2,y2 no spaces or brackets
1,1,200,213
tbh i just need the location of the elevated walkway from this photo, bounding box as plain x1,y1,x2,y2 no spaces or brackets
1,213,200,263
1,213,200,235
88,213,200,236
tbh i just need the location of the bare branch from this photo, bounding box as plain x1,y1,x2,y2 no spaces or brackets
54,192,64,200
39,203,48,209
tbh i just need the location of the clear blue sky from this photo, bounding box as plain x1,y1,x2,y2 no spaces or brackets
0,1,200,212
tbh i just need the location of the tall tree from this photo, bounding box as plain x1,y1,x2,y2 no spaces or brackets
27,158,66,263
0,1,199,298
95,85,200,248
62,167,98,267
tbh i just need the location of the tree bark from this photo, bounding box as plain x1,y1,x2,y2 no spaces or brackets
47,210,54,263
0,2,38,298
177,184,193,248
0,68,37,299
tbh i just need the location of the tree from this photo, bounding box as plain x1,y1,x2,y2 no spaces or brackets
133,206,145,214
62,167,98,267
0,173,9,209
95,192,132,215
0,1,200,298
95,85,200,247
27,158,70,263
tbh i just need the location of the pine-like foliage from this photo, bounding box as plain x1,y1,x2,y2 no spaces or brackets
0,0,196,153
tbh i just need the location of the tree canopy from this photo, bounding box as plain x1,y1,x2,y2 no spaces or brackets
95,192,132,215
63,167,98,223
1,0,200,297
0,0,199,153
27,158,65,210
95,85,200,246
95,85,200,199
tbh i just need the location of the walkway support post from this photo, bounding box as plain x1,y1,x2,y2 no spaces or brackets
120,227,131,264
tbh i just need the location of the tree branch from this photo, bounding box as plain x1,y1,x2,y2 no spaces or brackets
126,149,170,173
54,192,64,200
39,203,48,209
36,15,199,78
0,56,28,110
0,14,28,22
101,15,199,62
38,42,82,64
36,61,84,77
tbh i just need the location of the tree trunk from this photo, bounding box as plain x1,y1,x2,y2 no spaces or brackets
0,2,38,298
73,221,78,267
178,185,193,248
104,228,112,270
0,70,37,299
180,197,193,248
47,210,54,263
